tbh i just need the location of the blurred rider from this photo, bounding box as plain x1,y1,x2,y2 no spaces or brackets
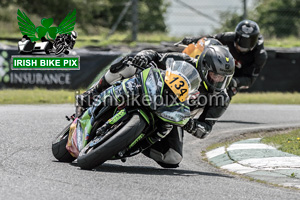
180,20,267,99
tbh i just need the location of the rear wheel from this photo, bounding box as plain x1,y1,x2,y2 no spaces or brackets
52,123,75,162
77,113,146,170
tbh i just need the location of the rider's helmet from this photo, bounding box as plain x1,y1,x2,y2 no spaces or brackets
234,20,260,53
71,31,78,41
197,45,235,93
204,38,222,47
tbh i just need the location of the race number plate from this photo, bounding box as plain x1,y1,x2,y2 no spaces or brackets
165,72,189,102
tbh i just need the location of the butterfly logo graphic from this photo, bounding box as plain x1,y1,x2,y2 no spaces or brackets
17,9,76,41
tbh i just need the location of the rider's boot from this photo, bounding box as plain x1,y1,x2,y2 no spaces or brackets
76,76,110,108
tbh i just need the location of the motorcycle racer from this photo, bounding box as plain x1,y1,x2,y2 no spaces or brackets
77,45,234,168
180,20,268,98
54,31,77,55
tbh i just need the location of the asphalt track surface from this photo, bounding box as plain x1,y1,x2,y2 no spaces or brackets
1,104,300,200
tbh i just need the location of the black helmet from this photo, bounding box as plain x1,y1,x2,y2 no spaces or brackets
197,45,235,93
235,20,260,53
204,38,222,46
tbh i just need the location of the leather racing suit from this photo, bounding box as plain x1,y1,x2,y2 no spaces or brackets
82,50,230,168
183,33,267,98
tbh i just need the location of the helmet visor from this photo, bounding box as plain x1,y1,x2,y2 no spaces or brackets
207,71,232,91
236,35,258,52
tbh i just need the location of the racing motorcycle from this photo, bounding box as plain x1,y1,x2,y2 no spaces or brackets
54,37,69,55
52,58,201,170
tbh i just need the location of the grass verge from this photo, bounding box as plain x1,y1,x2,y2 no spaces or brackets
205,129,299,153
0,32,181,48
0,88,75,104
231,92,300,104
1,30,300,49
1,90,300,104
264,36,300,48
261,129,300,156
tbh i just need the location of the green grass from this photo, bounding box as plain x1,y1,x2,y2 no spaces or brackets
264,36,300,48
2,32,300,48
231,92,300,104
2,27,299,48
0,88,75,104
75,32,180,48
1,90,300,105
0,31,181,48
262,129,300,156
75,35,300,48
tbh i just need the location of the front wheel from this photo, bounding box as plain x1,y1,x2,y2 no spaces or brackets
77,113,146,170
52,122,76,162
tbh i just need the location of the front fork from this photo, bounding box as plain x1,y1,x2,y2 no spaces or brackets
96,108,128,136
113,108,156,159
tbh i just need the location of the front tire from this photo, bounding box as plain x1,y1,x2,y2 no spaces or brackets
77,113,146,170
52,123,76,162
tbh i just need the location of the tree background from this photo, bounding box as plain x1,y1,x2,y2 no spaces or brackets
0,0,169,35
0,0,299,38
216,0,300,38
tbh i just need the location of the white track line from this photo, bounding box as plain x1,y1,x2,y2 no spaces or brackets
227,143,276,151
221,163,257,174
239,157,300,169
206,147,226,159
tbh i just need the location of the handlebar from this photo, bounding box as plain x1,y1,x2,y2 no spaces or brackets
174,40,188,48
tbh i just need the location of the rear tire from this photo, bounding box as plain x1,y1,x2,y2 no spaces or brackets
52,123,76,162
77,113,146,170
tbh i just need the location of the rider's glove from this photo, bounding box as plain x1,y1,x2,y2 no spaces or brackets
227,78,238,98
181,37,198,45
110,56,133,73
122,56,133,65
184,119,211,139
132,54,149,69
235,60,242,68
76,84,102,108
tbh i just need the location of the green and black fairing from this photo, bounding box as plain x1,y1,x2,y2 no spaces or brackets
139,67,164,110
140,66,191,126
155,103,190,126
70,60,200,160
